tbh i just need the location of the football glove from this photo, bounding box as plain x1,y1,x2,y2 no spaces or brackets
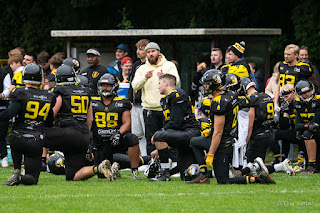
201,129,210,137
110,131,121,147
303,130,313,140
205,153,214,169
309,123,319,132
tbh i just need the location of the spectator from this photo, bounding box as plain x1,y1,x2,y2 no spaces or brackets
128,39,150,156
80,48,108,95
108,44,129,74
37,51,51,76
298,46,320,90
0,66,11,167
116,56,133,83
249,62,264,92
9,55,24,92
132,42,180,155
23,52,37,66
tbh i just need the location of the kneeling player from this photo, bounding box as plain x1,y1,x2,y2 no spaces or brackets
150,74,200,181
2,64,56,186
88,73,142,181
204,70,275,184
44,65,110,181
295,80,320,173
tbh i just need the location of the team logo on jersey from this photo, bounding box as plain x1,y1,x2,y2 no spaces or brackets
104,107,108,111
92,102,98,107
280,66,284,71
285,70,289,74
294,67,301,72
312,103,316,108
92,71,100,78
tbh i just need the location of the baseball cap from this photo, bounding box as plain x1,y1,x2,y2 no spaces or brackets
116,44,128,52
85,48,100,56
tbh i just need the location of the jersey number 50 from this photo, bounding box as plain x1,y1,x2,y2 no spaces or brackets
71,96,89,114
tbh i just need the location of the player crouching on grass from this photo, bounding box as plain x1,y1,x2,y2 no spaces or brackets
149,74,200,181
201,69,275,184
2,63,56,186
87,73,142,181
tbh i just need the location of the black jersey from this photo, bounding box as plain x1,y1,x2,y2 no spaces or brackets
283,102,296,126
294,95,320,130
53,85,91,123
278,61,312,88
80,65,108,95
91,96,131,140
160,89,199,131
10,87,56,134
238,95,250,109
248,92,274,134
210,90,238,141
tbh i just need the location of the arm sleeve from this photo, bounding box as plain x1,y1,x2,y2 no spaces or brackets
163,102,186,130
0,101,21,121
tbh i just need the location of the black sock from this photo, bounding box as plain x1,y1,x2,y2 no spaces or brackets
42,157,46,164
158,147,170,163
131,168,138,173
267,165,275,174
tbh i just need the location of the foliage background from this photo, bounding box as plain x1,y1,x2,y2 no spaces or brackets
0,0,319,65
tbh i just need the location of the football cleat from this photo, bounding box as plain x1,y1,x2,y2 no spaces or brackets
99,160,114,181
144,158,162,179
302,165,316,174
149,169,170,181
254,157,269,174
186,173,210,184
111,162,121,179
255,171,276,184
293,165,305,173
281,158,295,176
131,170,142,180
3,169,21,186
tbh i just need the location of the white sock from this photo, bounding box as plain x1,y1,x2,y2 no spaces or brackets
274,163,283,172
253,162,260,170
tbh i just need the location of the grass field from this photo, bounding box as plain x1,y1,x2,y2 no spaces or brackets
0,166,319,213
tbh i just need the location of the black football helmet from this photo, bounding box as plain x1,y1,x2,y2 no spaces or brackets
23,63,43,85
200,69,226,94
55,64,76,85
240,77,256,95
63,57,81,74
226,73,241,93
184,164,201,182
295,80,315,102
97,73,119,97
48,152,65,175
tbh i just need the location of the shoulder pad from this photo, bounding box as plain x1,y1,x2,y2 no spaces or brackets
91,96,101,101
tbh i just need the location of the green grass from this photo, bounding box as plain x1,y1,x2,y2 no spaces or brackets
0,167,319,213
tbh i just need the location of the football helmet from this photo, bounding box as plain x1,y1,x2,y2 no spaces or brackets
144,158,162,179
200,69,226,94
184,164,201,181
295,80,315,102
226,73,241,93
55,64,76,85
240,77,256,95
23,63,43,85
63,57,81,74
48,152,65,175
75,75,89,87
97,73,119,97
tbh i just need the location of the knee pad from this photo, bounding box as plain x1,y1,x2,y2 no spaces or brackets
21,174,37,185
126,133,139,147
